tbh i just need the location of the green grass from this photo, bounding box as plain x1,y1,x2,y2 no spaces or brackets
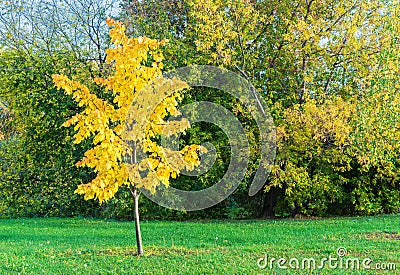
0,215,399,274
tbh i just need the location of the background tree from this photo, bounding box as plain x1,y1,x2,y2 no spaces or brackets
191,0,400,216
122,0,400,217
0,0,120,70
121,0,266,220
0,49,102,217
0,0,120,217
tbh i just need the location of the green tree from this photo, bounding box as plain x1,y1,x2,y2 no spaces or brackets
0,0,118,218
0,50,101,217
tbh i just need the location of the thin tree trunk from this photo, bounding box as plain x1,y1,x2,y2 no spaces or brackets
133,186,143,256
128,140,143,256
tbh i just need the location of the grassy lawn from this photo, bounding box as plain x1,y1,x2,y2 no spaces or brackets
0,215,399,274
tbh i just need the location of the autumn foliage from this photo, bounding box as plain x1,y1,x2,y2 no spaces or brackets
53,18,201,203
1,0,399,220
122,0,400,217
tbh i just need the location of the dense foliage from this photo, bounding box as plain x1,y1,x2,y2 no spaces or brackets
121,0,400,217
0,51,101,218
0,0,399,219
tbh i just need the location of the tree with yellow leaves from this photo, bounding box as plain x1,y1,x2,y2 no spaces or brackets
186,0,400,216
53,18,202,255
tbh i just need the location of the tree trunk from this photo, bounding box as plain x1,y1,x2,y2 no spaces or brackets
261,186,279,218
133,186,143,255
129,140,143,255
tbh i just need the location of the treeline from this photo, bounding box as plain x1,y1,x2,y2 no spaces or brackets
1,0,399,220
